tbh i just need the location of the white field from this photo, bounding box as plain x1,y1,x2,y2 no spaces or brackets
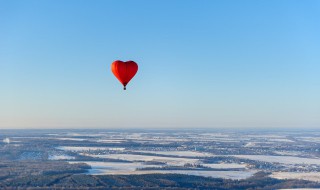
197,138,240,142
83,153,199,166
69,161,161,172
3,138,11,143
54,138,86,141
91,170,255,179
57,146,125,151
244,142,256,147
244,135,295,143
245,134,287,138
273,151,302,156
135,151,214,157
202,163,247,169
49,155,75,160
131,138,189,142
69,161,255,179
233,155,320,165
12,137,45,139
297,137,320,143
267,138,294,143
96,139,126,143
199,133,230,137
271,172,320,182
66,133,107,137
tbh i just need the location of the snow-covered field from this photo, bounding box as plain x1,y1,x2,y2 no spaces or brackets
199,133,231,137
83,153,200,166
271,172,320,182
96,139,126,143
54,138,86,141
49,155,75,160
233,155,320,165
297,137,320,143
69,161,161,173
273,151,303,156
97,170,255,179
135,151,214,157
69,161,255,179
57,146,125,151
202,163,247,169
197,138,240,142
244,142,256,147
267,138,294,143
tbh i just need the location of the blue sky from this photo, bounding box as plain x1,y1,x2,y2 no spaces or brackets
1,0,319,129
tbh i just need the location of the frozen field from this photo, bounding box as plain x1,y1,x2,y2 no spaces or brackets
202,163,247,169
90,170,255,179
84,153,199,166
69,161,255,179
53,138,86,141
49,155,75,160
233,155,320,165
96,139,126,143
69,161,161,173
57,146,125,151
271,172,320,182
135,150,214,157
297,137,320,143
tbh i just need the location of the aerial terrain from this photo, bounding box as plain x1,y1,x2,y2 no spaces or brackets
1,129,320,189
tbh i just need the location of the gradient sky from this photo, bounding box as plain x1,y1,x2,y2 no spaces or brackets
1,0,319,129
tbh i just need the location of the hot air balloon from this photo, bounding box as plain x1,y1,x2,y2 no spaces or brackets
111,60,138,90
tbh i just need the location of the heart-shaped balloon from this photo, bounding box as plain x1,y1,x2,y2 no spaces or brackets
111,60,138,90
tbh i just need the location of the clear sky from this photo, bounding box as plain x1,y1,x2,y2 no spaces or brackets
1,0,319,129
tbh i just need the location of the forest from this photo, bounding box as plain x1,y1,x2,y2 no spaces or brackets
1,171,320,190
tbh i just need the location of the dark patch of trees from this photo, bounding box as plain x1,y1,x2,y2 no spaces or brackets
1,172,320,190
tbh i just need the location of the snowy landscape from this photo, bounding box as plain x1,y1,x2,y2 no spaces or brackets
1,129,320,189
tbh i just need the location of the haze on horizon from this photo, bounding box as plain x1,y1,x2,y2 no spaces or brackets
1,0,319,129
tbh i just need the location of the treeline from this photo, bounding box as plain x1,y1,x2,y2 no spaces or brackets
1,172,320,190
0,161,90,180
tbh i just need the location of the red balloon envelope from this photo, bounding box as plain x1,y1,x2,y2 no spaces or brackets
111,60,138,90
